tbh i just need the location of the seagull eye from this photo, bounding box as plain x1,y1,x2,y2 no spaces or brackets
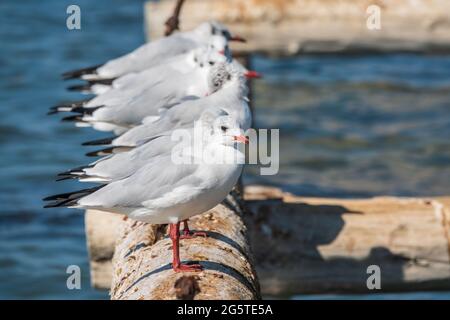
209,61,215,66
220,126,228,132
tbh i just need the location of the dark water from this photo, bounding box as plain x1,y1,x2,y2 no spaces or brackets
0,1,449,299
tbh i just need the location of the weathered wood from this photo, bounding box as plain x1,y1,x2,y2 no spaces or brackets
108,198,260,300
145,0,450,54
86,186,450,295
245,186,450,295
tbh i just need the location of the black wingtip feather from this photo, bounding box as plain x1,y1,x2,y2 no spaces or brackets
55,174,91,182
67,84,92,92
55,175,75,182
85,147,115,157
62,115,84,122
57,164,93,176
43,185,105,205
62,64,103,80
44,196,85,208
56,164,94,181
49,98,93,114
82,136,115,146
89,78,116,85
70,105,103,115
85,146,133,157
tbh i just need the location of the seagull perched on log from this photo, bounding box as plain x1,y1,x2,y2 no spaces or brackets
44,114,248,272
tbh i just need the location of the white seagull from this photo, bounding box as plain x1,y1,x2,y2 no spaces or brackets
67,36,231,95
44,115,248,272
62,21,245,81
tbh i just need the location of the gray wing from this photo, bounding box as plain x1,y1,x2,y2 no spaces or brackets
96,35,197,78
79,155,204,209
84,134,182,181
112,60,183,90
85,73,196,126
85,65,174,108
112,98,208,146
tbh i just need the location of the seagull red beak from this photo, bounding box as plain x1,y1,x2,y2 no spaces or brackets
244,70,262,79
229,35,246,43
233,135,249,144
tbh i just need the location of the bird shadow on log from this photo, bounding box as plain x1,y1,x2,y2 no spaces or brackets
244,196,408,294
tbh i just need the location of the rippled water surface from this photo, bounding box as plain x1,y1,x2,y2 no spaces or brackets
0,0,449,299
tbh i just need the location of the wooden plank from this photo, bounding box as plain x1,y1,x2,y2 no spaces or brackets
145,0,450,55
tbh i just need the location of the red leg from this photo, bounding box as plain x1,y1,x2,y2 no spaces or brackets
180,219,208,239
169,222,203,272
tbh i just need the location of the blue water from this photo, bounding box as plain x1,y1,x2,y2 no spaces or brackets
0,1,449,299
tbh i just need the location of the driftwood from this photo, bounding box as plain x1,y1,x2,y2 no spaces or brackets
86,186,450,296
145,0,450,54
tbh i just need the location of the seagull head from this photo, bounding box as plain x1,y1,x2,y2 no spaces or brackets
216,121,248,148
208,35,231,58
203,35,232,61
193,21,246,44
201,110,248,147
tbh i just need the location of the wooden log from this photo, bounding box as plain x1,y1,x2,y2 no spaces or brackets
108,198,260,300
145,0,450,55
86,186,450,295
